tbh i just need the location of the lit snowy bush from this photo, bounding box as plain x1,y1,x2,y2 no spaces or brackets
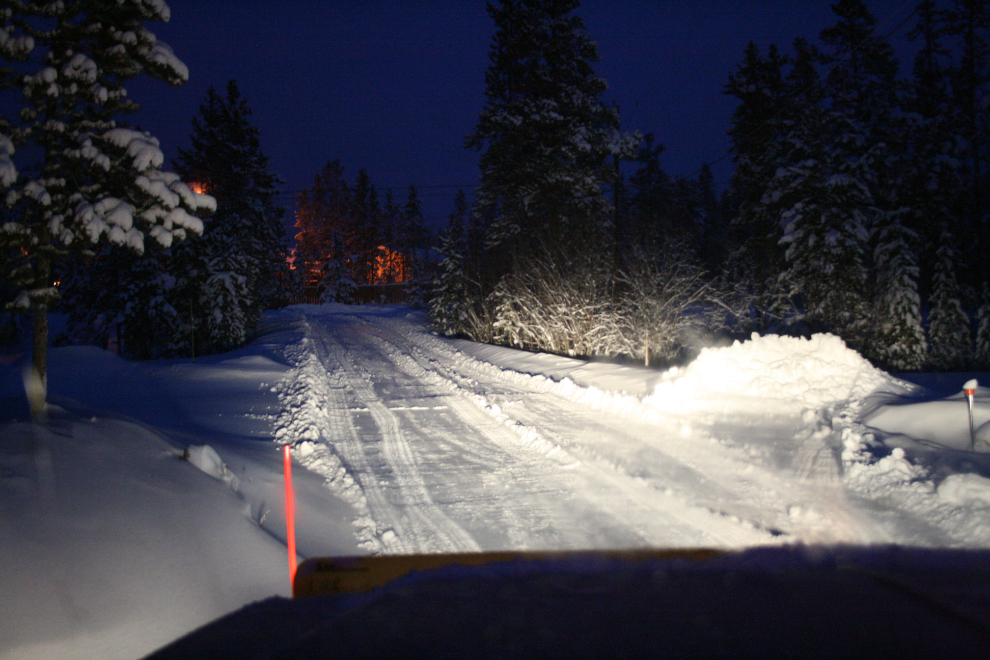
483,247,748,364
490,262,630,358
617,247,745,366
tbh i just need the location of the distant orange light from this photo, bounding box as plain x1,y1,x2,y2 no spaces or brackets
371,246,411,285
189,182,207,194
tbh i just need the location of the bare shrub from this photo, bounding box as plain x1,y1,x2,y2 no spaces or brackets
618,246,758,365
462,245,758,365
490,262,630,358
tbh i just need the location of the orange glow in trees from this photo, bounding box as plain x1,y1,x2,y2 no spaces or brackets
371,246,411,284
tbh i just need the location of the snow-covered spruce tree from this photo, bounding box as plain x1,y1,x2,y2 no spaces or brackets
928,231,973,369
870,207,926,370
199,248,250,352
902,1,972,369
398,184,426,266
399,184,430,306
294,159,351,292
170,80,287,354
430,189,471,335
350,167,381,285
771,106,873,349
977,284,990,368
318,229,356,304
723,40,796,285
820,0,923,368
941,0,990,286
625,134,672,254
0,1,213,410
466,0,637,278
724,37,829,334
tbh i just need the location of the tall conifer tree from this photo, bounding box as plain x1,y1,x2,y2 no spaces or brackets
294,159,351,287
0,0,212,406
172,80,287,354
466,0,636,271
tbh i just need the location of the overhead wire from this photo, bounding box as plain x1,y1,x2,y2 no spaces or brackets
274,3,921,215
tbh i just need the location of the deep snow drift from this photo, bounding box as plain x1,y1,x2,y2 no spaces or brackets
2,305,990,659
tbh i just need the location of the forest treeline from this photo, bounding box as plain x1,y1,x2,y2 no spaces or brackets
427,0,990,371
293,161,433,305
3,0,989,375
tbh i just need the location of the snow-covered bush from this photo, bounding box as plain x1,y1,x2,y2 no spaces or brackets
490,262,629,358
617,248,731,365
202,253,250,352
619,245,760,365
319,259,357,304
477,246,754,365
317,229,356,304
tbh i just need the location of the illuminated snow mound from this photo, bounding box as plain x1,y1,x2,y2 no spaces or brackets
645,333,899,411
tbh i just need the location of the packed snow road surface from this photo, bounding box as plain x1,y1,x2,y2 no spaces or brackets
273,305,980,554
4,303,990,660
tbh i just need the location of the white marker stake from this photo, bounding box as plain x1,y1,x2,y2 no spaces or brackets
963,379,978,451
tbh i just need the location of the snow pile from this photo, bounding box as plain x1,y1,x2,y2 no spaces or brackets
862,384,990,451
645,333,900,412
0,413,289,660
937,473,990,508
184,444,239,489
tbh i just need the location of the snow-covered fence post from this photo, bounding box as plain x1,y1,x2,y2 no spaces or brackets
283,445,298,586
964,379,978,451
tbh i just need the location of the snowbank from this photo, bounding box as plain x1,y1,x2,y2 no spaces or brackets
0,410,289,660
645,333,904,413
862,384,990,451
937,473,990,507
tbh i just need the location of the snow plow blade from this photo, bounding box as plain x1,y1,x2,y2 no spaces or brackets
293,547,726,597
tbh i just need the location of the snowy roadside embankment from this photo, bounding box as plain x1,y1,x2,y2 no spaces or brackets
447,331,907,424
438,325,990,546
0,410,289,660
645,333,905,412
1,310,364,660
862,385,990,450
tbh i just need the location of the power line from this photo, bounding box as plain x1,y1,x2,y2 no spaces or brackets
270,183,479,199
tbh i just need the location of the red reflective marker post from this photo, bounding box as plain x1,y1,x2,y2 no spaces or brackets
963,379,978,451
283,445,297,585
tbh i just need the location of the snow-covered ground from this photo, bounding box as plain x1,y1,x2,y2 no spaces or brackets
2,304,990,659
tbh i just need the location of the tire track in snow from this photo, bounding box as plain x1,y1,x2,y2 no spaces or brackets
381,314,890,546
315,365,415,554
361,318,764,549
325,321,480,554
274,315,412,554
787,413,888,544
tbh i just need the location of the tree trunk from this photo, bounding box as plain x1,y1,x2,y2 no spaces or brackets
28,252,51,419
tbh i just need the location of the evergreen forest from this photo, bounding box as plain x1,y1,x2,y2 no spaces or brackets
2,0,989,376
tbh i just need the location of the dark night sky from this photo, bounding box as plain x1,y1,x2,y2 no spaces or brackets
127,0,919,232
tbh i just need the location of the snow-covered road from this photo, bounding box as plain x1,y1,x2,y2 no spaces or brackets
272,306,947,556
5,303,990,659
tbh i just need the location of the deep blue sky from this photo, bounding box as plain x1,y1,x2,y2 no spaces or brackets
128,0,919,231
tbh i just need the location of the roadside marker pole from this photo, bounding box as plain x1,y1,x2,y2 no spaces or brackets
963,379,978,451
283,445,298,585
